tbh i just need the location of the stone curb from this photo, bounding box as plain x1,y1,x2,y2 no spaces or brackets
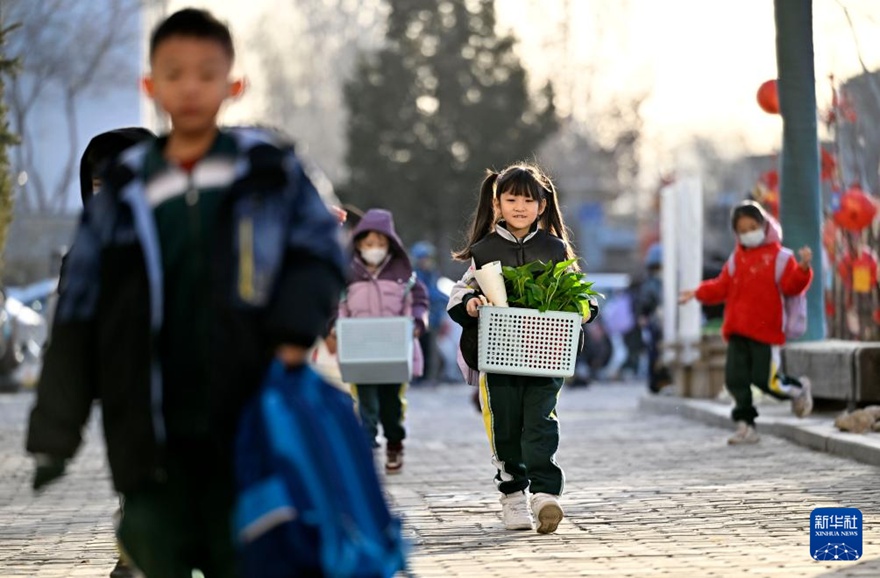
639,393,880,468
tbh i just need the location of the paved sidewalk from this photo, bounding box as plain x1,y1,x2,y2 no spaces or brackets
640,390,880,468
0,393,119,577
2,382,880,577
389,382,880,577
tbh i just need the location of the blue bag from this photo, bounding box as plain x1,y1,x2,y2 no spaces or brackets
234,362,406,578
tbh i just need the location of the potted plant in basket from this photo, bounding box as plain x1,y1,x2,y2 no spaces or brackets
501,259,599,319
471,259,599,377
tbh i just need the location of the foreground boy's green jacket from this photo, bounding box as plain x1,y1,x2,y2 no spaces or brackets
27,128,346,492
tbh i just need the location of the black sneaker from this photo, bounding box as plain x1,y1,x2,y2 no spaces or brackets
385,443,404,474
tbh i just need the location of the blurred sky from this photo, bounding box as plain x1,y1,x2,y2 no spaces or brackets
167,0,880,176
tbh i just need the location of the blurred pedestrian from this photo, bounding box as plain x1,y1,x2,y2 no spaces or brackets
410,241,448,385
337,209,429,474
26,9,345,577
637,243,671,393
680,200,813,445
621,278,646,378
700,252,727,327
599,288,635,380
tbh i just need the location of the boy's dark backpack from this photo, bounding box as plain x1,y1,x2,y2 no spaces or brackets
234,362,406,578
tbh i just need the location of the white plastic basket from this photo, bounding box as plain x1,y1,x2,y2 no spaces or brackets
478,306,582,377
336,317,413,384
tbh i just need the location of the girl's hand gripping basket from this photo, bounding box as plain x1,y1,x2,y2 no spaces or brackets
477,306,582,377
336,317,414,384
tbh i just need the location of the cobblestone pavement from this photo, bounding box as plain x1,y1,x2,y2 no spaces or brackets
2,382,879,577
0,393,119,577
391,382,880,578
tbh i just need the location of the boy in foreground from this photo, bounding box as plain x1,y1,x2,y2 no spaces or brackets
27,9,345,576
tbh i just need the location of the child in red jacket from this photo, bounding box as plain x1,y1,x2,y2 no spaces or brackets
680,200,814,444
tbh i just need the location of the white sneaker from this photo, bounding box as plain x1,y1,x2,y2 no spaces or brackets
728,421,760,445
530,492,564,534
792,377,813,418
499,490,534,530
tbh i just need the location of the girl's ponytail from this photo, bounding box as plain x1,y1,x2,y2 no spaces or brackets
453,171,499,261
540,174,579,268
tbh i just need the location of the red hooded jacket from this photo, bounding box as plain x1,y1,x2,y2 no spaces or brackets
695,218,812,345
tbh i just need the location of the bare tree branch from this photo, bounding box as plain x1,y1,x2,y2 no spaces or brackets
6,0,141,213
837,0,880,105
47,0,140,206
250,0,387,183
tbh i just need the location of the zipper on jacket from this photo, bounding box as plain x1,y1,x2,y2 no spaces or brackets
351,258,398,316
185,172,206,293
238,215,255,302
185,173,200,240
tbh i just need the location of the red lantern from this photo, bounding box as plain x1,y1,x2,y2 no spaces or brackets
833,185,878,232
852,251,879,293
838,248,879,292
752,172,780,218
873,308,880,326
821,148,837,182
757,80,780,114
759,169,779,190
761,188,779,218
822,218,837,257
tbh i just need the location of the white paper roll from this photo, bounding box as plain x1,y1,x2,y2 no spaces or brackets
473,261,509,307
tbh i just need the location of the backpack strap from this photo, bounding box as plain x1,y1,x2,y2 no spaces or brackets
774,246,807,339
728,248,793,284
774,247,794,284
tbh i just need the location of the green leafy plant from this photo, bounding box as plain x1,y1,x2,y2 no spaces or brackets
502,259,600,318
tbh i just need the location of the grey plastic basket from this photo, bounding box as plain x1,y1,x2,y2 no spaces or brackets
336,317,413,384
478,306,581,377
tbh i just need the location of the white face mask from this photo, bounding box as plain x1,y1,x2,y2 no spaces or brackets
738,229,765,248
360,247,388,266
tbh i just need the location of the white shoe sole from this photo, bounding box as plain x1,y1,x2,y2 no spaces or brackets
535,503,564,534
793,377,813,418
504,520,534,531
728,435,760,445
